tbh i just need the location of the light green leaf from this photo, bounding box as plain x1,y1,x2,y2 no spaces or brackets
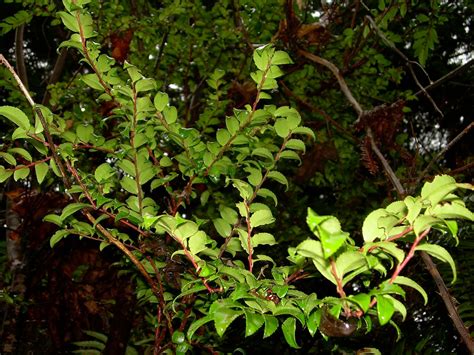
60,202,90,220
216,129,231,146
0,152,16,166
250,209,275,228
50,229,69,248
163,106,177,124
213,218,231,238
404,196,422,224
281,318,300,349
429,203,474,221
272,50,293,65
291,126,315,139
154,92,169,111
35,162,49,184
257,188,278,206
267,171,288,190
392,275,428,305
252,233,276,247
252,147,274,161
58,11,79,32
285,139,305,152
421,175,457,206
82,74,103,91
413,215,440,236
0,106,30,130
274,119,290,138
362,209,388,242
335,251,367,277
296,239,336,284
14,166,29,181
220,206,238,225
9,147,32,162
415,244,457,283
188,231,209,255
121,176,138,194
94,163,115,183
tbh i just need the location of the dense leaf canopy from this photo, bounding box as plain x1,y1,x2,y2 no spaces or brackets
0,0,473,354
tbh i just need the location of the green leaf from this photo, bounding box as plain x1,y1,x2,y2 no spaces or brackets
216,129,231,146
362,209,387,242
82,74,103,91
392,276,428,305
404,196,422,224
188,231,209,255
429,203,474,221
252,147,274,161
272,50,293,65
421,175,457,206
0,166,13,183
0,152,17,166
35,162,49,184
212,304,242,337
257,188,278,206
292,126,315,139
9,147,32,162
121,176,138,194
252,233,276,247
50,229,69,248
244,310,265,337
321,230,348,259
263,315,279,338
267,171,288,190
285,139,305,152
415,244,457,283
281,318,300,349
58,11,79,32
43,214,63,226
60,202,90,220
250,209,275,228
296,239,336,284
163,106,177,124
154,92,169,111
0,106,31,130
413,215,440,236
349,293,371,312
14,166,30,181
95,163,115,183
187,315,213,340
335,251,367,277
376,295,394,326
213,218,231,237
220,206,238,224
274,119,290,138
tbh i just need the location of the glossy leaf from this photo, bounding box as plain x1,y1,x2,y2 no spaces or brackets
415,244,457,283
281,318,300,349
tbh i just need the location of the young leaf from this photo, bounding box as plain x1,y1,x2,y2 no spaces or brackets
421,175,457,206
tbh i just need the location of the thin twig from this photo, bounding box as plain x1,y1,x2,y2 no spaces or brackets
298,49,364,116
364,14,443,117
414,122,474,191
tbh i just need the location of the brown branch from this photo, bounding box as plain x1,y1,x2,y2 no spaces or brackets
15,24,28,90
298,49,364,117
42,48,68,105
367,128,405,196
